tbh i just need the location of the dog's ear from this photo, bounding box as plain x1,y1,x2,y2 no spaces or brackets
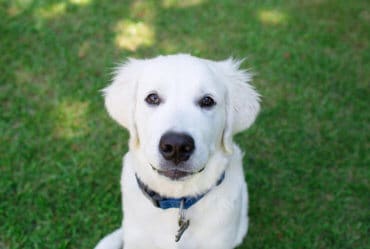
102,59,141,148
213,58,260,154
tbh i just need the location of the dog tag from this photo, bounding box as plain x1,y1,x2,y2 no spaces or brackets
175,200,190,242
175,218,190,242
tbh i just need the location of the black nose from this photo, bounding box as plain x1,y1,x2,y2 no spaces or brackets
159,132,195,165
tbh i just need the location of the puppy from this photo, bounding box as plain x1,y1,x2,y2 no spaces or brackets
95,54,260,249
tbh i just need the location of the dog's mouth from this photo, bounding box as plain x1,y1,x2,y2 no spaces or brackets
150,164,205,180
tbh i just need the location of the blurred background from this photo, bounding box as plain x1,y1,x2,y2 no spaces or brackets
0,0,368,248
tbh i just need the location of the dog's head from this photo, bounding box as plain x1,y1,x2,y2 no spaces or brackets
103,54,259,182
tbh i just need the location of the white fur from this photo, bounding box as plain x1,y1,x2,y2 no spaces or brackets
95,54,260,249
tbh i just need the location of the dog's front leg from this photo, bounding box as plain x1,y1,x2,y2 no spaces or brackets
94,228,123,249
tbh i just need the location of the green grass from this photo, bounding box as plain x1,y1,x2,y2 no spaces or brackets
0,0,369,248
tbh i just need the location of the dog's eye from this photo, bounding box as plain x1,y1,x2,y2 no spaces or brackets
199,96,216,108
145,93,161,105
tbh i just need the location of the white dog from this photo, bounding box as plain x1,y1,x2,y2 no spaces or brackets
95,54,260,249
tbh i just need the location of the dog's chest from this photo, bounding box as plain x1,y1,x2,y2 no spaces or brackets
122,176,241,249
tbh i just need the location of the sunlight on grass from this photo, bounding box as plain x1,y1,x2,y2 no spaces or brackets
53,100,89,139
7,0,33,16
35,2,67,19
162,0,204,8
114,20,155,51
69,0,91,6
258,10,287,25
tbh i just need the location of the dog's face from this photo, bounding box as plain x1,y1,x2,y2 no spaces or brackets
104,54,259,182
135,58,227,180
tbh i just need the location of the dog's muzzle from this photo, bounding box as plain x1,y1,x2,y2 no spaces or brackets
150,164,205,180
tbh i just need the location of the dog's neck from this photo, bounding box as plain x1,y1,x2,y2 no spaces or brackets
135,171,226,210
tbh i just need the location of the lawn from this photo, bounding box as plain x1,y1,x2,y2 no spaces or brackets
0,0,369,248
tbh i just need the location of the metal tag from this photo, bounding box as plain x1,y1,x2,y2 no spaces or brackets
175,200,190,242
175,218,190,242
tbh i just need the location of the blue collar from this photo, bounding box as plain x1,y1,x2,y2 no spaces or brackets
135,171,226,210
